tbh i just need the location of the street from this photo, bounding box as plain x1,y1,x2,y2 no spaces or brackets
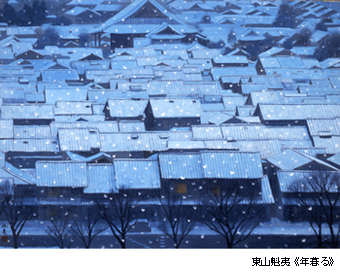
0,218,327,248
0,233,321,249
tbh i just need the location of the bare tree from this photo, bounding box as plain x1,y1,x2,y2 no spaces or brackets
96,190,139,248
227,29,236,45
34,26,44,39
45,213,72,249
157,187,197,248
0,181,36,249
71,207,107,249
0,180,13,213
295,28,313,46
201,182,263,248
288,171,340,248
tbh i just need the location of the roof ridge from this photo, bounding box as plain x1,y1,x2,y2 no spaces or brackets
93,0,197,33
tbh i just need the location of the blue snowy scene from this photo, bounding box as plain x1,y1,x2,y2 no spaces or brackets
0,0,340,249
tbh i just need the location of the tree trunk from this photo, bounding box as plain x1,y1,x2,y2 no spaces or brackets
121,234,126,249
13,234,18,249
316,234,322,248
324,212,338,248
225,237,233,248
311,229,323,248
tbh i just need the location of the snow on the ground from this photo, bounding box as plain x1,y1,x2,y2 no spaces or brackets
1,218,335,236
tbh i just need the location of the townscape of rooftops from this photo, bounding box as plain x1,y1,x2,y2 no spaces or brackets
0,0,340,249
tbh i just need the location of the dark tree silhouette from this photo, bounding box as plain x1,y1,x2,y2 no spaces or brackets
288,172,340,248
207,39,225,49
295,28,312,46
35,27,62,49
214,5,225,12
0,181,36,249
157,187,197,248
227,29,236,44
45,213,73,249
52,16,72,26
17,4,34,26
71,207,107,249
79,33,90,47
0,3,18,25
201,182,263,248
243,33,276,60
32,0,47,26
315,18,328,31
96,190,139,248
283,38,293,49
314,33,340,61
7,1,47,26
273,3,298,28
200,14,211,23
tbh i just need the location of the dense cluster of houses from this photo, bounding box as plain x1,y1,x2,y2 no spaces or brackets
0,0,340,223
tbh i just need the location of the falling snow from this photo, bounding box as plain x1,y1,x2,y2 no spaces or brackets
0,0,340,250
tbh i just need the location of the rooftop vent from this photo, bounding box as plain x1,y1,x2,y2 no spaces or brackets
159,134,169,139
202,69,210,76
319,131,332,138
131,134,139,139
226,137,236,142
130,85,143,92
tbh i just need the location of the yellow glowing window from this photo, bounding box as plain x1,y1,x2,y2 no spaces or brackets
211,185,221,196
175,183,187,194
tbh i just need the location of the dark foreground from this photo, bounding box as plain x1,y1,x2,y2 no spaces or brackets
0,234,326,249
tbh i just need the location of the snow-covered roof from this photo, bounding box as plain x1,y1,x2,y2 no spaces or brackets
14,125,51,139
307,118,340,137
211,67,257,80
213,55,248,65
93,0,198,34
1,104,54,120
179,1,215,11
320,58,340,69
114,159,161,189
278,170,340,193
255,104,340,121
0,48,14,60
36,161,87,187
62,31,80,40
312,136,340,154
41,69,79,82
85,163,117,194
149,98,202,118
159,150,263,180
220,124,310,141
0,161,36,185
201,151,263,179
45,87,88,104
58,128,99,151
65,7,101,17
94,4,123,12
247,91,280,106
106,99,148,118
54,101,94,116
267,148,338,170
67,0,104,6
159,153,204,179
99,132,167,152
0,119,14,139
327,153,340,167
